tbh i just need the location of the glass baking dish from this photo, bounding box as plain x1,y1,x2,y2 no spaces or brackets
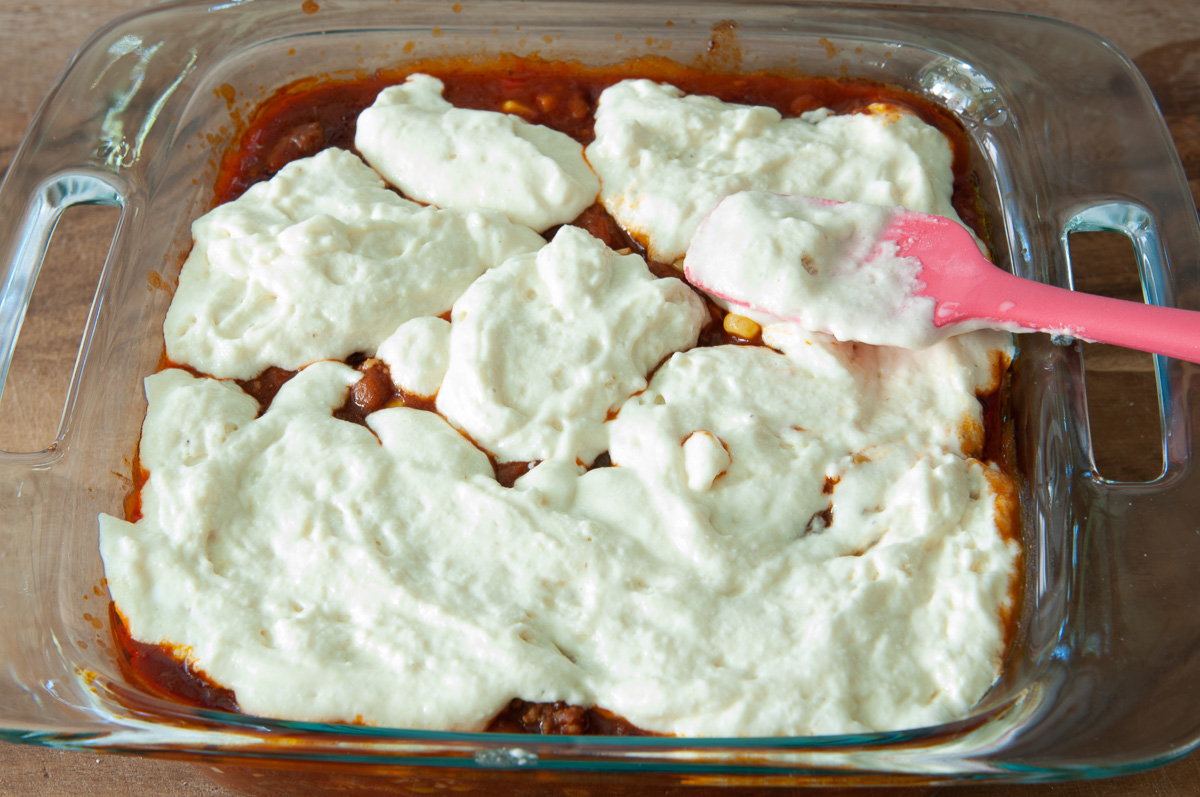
1,0,1199,788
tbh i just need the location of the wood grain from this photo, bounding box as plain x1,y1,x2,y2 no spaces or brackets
1,0,1197,794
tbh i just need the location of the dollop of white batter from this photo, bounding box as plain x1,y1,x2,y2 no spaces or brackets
603,328,1012,557
163,148,546,379
685,191,942,347
586,80,962,263
436,225,707,464
684,191,1000,350
356,74,600,232
376,316,452,398
101,364,597,729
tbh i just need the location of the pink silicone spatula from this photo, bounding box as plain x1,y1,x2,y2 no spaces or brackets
685,192,1200,362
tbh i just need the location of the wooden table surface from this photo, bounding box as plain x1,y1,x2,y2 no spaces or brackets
2,0,1198,793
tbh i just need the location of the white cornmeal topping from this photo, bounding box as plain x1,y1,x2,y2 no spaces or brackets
603,329,1011,559
586,80,962,263
356,74,600,232
101,365,603,729
99,330,1017,736
105,81,1021,738
163,148,546,380
686,191,945,348
436,225,707,464
376,316,452,398
681,431,730,492
760,323,1012,461
570,452,1013,735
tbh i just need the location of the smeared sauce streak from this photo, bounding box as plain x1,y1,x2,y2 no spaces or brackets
486,698,657,736
111,603,239,713
120,54,1012,734
123,459,150,524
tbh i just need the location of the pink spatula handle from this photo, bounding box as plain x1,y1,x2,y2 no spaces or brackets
935,267,1200,362
889,212,1200,363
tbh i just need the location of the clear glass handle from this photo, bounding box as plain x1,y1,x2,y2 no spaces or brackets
0,172,125,459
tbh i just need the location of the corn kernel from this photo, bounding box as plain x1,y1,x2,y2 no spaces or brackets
502,99,535,117
723,313,760,340
866,102,914,122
